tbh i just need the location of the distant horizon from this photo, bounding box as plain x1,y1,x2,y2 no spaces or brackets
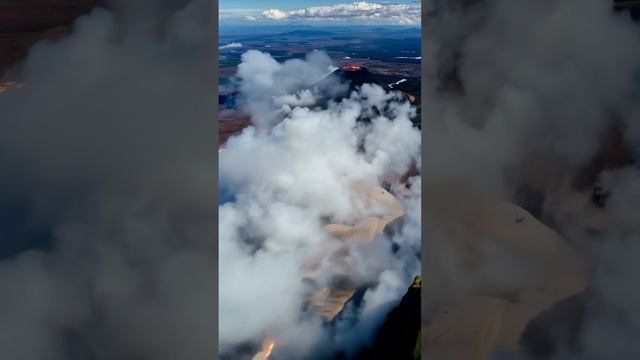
219,22,421,38
219,1,421,26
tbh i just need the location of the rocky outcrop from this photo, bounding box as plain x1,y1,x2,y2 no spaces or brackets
352,276,422,360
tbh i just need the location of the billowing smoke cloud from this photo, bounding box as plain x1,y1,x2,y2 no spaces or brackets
424,0,640,358
425,0,640,195
0,1,217,359
234,49,340,129
219,51,421,358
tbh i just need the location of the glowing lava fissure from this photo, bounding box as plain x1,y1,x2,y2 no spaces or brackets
251,338,276,360
340,65,362,71
0,80,23,94
265,340,275,357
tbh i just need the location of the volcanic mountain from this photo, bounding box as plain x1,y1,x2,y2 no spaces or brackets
221,65,401,110
312,65,419,128
323,65,392,93
218,64,420,147
314,65,405,103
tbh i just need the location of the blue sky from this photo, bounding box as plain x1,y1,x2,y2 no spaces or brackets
220,0,417,10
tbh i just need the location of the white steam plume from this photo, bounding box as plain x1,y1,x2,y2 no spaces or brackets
0,1,217,359
424,0,640,358
219,51,421,358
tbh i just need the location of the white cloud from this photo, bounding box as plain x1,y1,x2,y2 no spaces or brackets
219,42,243,50
262,9,288,20
261,1,420,25
236,50,337,128
273,89,317,108
219,8,264,19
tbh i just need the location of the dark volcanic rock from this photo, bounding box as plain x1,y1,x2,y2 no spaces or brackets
328,66,393,93
0,0,101,77
354,276,422,360
315,65,393,101
314,65,419,128
615,0,640,21
0,0,100,33
514,184,546,220
0,0,198,77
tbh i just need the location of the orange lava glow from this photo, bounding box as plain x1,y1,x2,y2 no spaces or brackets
251,338,276,360
0,80,23,94
341,65,362,71
264,339,275,357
